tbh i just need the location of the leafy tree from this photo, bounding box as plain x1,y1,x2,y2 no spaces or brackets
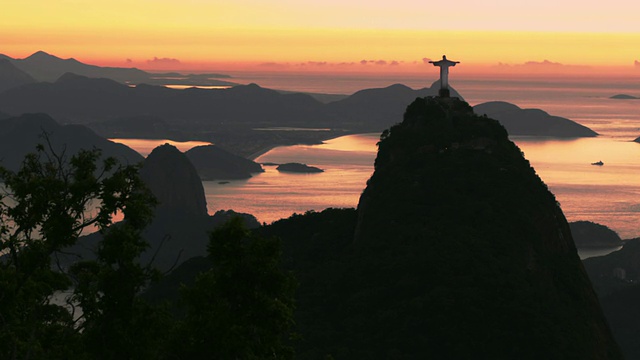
70,222,173,360
68,160,173,360
179,217,297,359
0,143,157,359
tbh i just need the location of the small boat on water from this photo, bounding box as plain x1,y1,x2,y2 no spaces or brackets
591,161,604,166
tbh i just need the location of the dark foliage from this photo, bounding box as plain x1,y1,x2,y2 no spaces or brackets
0,144,162,359
177,217,297,359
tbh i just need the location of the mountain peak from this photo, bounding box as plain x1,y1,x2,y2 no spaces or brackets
351,96,621,357
25,50,60,61
140,144,208,217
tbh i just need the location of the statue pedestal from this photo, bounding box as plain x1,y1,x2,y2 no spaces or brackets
439,88,450,98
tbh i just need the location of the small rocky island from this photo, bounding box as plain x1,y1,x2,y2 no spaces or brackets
276,162,324,173
610,94,639,100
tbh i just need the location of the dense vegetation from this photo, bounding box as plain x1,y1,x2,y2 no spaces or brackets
0,146,295,359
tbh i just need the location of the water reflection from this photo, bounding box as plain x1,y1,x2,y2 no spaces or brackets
205,134,640,239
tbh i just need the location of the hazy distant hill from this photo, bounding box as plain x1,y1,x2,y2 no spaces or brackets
0,59,36,93
0,72,598,139
0,51,234,86
474,101,598,137
0,74,328,126
2,51,150,83
0,75,462,132
0,113,143,172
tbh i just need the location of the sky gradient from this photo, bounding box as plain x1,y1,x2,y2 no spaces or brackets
3,0,640,73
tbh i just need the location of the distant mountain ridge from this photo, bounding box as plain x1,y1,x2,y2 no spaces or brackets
0,72,594,138
0,113,143,172
0,52,599,139
0,51,234,86
0,59,36,93
3,51,150,83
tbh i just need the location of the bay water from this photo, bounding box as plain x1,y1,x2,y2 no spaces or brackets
115,72,640,243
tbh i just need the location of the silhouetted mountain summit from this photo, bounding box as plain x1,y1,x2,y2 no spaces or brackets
140,144,208,217
65,143,259,272
474,101,597,137
347,96,620,358
0,59,36,93
185,145,263,180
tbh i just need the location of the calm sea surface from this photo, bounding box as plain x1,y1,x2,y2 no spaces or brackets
203,134,640,241
118,73,640,241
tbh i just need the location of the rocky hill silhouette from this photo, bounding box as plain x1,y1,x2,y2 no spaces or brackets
345,96,619,358
66,144,259,272
474,101,597,137
185,145,263,180
140,144,208,217
136,144,259,270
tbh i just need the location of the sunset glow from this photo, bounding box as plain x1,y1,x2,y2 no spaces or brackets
3,0,640,74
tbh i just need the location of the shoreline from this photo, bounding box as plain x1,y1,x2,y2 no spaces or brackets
246,145,278,161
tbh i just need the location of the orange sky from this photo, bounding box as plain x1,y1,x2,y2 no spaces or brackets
2,0,640,74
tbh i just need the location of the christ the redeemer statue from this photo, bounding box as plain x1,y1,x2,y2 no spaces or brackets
429,55,459,98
